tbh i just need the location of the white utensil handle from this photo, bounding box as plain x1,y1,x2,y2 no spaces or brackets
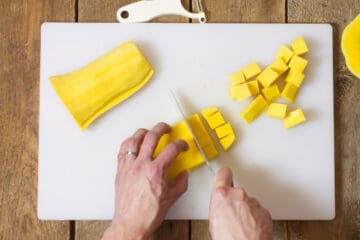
117,0,206,23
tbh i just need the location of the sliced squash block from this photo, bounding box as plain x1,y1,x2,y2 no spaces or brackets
257,67,280,88
247,80,260,95
291,36,309,55
240,95,268,124
281,82,299,103
204,112,226,129
214,123,234,139
49,41,153,130
203,144,219,159
220,134,236,151
229,70,246,85
341,14,360,78
270,58,289,75
288,55,308,72
153,114,218,181
284,69,305,87
267,103,287,119
201,107,218,119
276,46,294,63
284,109,306,129
241,62,262,79
230,84,252,102
262,84,281,103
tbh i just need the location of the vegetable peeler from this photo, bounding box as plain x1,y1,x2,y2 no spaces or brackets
117,0,206,23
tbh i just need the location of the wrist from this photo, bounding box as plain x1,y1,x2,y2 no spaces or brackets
102,223,146,240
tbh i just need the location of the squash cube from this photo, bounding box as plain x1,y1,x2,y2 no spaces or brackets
229,71,246,85
270,58,289,74
267,103,287,119
201,107,218,118
220,134,235,151
240,95,268,124
204,112,226,129
230,84,252,102
288,55,308,72
262,84,281,103
276,46,294,63
215,123,234,139
284,69,305,87
284,109,306,129
247,80,260,95
281,82,299,103
257,67,280,88
291,36,309,55
203,144,219,159
241,62,262,79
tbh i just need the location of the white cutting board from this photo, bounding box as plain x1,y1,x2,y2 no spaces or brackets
38,23,334,220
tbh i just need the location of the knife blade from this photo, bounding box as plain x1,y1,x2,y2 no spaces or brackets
169,90,215,176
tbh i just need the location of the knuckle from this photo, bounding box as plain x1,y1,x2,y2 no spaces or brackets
237,187,247,200
166,142,179,154
145,131,159,142
149,164,163,177
214,186,229,199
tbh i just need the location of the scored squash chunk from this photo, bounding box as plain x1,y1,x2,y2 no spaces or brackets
153,114,218,181
284,109,306,129
49,41,153,130
240,95,268,124
342,14,360,78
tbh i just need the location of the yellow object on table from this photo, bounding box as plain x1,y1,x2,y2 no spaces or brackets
267,103,287,119
288,55,308,72
247,80,260,95
241,62,262,79
229,70,247,85
153,114,218,181
281,82,299,103
262,84,281,103
276,45,294,63
341,14,360,79
220,134,236,151
257,67,280,87
270,58,289,74
284,109,306,129
240,95,268,123
49,41,154,130
203,111,226,129
291,36,309,55
285,69,305,87
230,84,252,102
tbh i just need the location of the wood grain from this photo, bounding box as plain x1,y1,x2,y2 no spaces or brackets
76,1,190,239
0,0,74,239
190,1,287,239
287,1,360,239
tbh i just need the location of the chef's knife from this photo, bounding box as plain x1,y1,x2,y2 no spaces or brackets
169,90,215,176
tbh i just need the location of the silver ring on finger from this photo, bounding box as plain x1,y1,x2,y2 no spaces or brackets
125,151,138,159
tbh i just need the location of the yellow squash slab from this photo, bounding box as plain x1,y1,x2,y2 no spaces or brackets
241,62,262,79
284,109,306,129
220,134,235,151
240,95,268,124
284,69,305,87
267,103,287,119
288,55,308,73
276,46,294,63
229,70,246,85
214,123,234,139
153,114,218,181
49,41,154,130
291,36,309,55
341,14,360,78
281,82,299,103
262,84,281,103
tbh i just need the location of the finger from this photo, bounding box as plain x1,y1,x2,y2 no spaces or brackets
168,170,189,203
118,128,148,162
155,139,188,172
138,122,171,159
228,187,248,201
214,167,233,189
248,197,260,207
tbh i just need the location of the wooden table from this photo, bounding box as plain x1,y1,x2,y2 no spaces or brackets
1,0,359,239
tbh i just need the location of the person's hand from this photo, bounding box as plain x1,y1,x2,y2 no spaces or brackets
209,167,273,240
102,122,189,240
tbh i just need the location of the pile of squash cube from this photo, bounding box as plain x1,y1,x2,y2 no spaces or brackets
229,36,309,129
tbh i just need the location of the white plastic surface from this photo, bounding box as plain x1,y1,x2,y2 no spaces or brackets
38,23,334,220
